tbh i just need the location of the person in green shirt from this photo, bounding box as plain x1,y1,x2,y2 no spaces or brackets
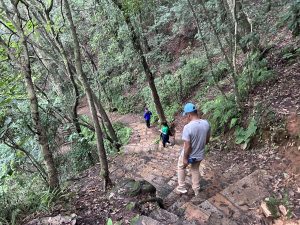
161,122,171,147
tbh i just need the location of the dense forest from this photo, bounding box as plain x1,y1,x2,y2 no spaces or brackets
0,0,299,224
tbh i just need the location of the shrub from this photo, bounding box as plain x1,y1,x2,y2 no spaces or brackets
164,103,182,122
57,140,96,179
177,57,207,97
265,194,292,219
202,94,239,135
279,0,300,37
238,52,273,99
205,61,229,85
0,173,65,225
113,122,132,146
280,45,300,61
235,118,258,150
57,125,97,178
141,57,207,123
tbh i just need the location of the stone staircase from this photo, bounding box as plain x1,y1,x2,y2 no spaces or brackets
109,117,272,225
135,169,271,225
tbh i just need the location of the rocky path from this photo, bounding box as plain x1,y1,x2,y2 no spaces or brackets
28,112,299,225
107,114,300,225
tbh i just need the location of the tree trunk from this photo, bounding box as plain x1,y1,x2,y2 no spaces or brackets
0,0,60,190
111,0,167,123
30,5,83,135
225,0,252,52
198,0,241,108
231,0,242,108
41,9,82,135
188,0,228,99
198,0,233,71
63,0,111,189
22,37,60,191
91,91,121,150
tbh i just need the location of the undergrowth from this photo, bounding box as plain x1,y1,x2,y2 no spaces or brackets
0,173,66,225
202,94,239,135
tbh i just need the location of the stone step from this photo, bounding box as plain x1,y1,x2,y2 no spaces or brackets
196,169,271,224
159,169,271,225
181,202,210,224
149,208,179,224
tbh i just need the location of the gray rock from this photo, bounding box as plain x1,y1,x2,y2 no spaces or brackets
149,208,179,224
25,214,77,225
135,216,160,225
117,178,156,197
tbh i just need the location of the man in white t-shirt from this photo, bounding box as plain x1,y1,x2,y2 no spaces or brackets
176,103,211,196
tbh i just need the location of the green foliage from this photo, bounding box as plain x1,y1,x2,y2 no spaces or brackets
106,218,122,225
235,118,258,149
126,202,136,210
238,52,273,99
57,124,97,177
107,218,113,225
141,57,207,122
58,140,96,178
0,173,65,225
279,0,300,37
266,194,291,219
266,197,281,218
177,58,207,94
207,61,229,84
280,45,300,61
130,215,140,225
103,122,132,155
122,0,142,15
113,122,132,145
164,103,181,122
202,95,239,135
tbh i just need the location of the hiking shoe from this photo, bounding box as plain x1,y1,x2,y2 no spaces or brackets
175,186,188,194
194,190,200,196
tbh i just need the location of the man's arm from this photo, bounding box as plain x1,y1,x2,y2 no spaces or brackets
206,127,211,144
183,140,192,167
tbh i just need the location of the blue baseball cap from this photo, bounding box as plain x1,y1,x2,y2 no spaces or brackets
183,103,197,115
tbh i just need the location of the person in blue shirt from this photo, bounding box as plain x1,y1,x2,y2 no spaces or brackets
144,107,152,128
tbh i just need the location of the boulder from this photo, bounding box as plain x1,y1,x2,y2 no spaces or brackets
25,214,76,225
135,216,160,225
117,178,156,197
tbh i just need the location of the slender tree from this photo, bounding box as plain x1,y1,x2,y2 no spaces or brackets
198,0,242,108
111,0,167,123
63,0,111,189
187,0,228,99
0,0,59,190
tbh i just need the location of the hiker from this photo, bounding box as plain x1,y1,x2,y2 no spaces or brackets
143,107,152,128
176,103,210,196
161,122,171,147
